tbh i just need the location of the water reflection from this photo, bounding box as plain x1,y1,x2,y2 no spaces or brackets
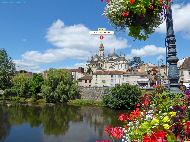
0,103,122,142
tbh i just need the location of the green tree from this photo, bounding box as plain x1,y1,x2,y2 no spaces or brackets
103,84,142,110
42,69,78,103
11,73,31,97
0,49,15,90
29,73,44,99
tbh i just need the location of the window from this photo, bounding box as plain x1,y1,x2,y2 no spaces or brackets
189,71,190,75
102,80,106,83
89,80,91,83
85,80,87,83
111,75,113,78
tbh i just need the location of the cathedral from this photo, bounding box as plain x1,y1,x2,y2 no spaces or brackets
86,43,130,73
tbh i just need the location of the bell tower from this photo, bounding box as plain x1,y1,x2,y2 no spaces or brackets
98,43,104,59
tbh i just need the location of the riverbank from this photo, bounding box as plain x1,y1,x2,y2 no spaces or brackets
0,97,104,107
67,99,104,107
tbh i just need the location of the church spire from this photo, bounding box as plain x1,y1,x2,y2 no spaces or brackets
98,42,104,58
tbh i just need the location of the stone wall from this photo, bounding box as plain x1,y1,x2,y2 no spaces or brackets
79,87,111,101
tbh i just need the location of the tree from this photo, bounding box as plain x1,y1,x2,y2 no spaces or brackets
29,73,44,99
42,69,79,103
11,73,31,97
103,84,142,110
0,49,15,90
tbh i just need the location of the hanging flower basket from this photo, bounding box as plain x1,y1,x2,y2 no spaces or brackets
103,0,170,40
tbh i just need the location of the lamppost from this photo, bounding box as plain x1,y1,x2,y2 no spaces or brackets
165,3,181,93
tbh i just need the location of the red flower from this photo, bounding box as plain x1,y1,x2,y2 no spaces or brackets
130,108,141,119
105,125,112,135
110,127,123,139
106,0,110,3
130,0,135,4
122,12,129,17
118,113,129,122
163,5,170,9
143,135,151,142
96,140,111,142
186,121,190,134
149,131,167,142
154,131,167,139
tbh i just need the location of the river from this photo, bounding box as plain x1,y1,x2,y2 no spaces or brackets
0,103,125,142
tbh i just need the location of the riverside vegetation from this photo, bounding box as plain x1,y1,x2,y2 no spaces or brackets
0,49,144,110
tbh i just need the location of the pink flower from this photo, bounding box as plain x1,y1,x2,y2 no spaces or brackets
118,113,129,122
122,12,129,17
110,127,123,139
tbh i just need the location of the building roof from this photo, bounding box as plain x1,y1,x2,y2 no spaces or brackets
115,57,126,61
181,57,190,69
93,70,147,76
69,67,84,73
93,70,126,75
78,75,92,80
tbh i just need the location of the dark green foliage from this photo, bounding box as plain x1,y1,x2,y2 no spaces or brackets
29,74,44,99
0,49,16,90
103,84,142,110
41,69,78,103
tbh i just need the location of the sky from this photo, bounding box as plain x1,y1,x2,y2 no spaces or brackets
0,0,190,72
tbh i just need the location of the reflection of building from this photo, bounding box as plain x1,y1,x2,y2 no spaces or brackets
180,57,190,85
87,43,130,73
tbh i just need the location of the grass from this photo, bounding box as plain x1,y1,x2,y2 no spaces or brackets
67,99,104,107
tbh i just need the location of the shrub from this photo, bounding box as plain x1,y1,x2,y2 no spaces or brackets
103,84,142,109
41,69,79,103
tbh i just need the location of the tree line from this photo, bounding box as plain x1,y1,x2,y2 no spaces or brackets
0,49,79,103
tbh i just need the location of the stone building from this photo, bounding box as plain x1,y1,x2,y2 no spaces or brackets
180,57,190,86
91,70,149,87
78,75,92,87
86,43,130,73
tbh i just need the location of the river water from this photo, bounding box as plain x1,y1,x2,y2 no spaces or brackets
0,103,124,142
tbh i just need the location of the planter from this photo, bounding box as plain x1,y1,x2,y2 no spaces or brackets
104,0,170,40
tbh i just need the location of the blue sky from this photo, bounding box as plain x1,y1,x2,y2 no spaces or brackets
0,0,189,72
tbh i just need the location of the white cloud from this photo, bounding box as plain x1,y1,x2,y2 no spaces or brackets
13,60,42,73
156,3,190,38
130,45,166,57
15,19,128,72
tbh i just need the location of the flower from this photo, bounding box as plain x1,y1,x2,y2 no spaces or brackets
169,112,177,117
162,116,170,123
151,118,159,125
122,12,129,17
130,108,141,119
143,135,151,142
130,0,135,4
110,127,123,139
103,0,169,40
105,125,112,135
118,113,129,122
96,140,111,142
163,124,170,130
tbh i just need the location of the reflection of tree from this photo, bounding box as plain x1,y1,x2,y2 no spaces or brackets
1,104,82,137
41,105,82,136
0,105,11,141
